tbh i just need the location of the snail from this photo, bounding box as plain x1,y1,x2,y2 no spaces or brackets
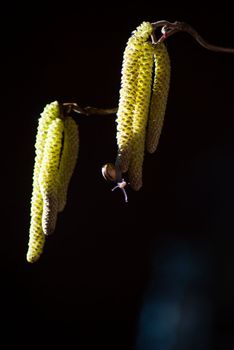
101,163,128,203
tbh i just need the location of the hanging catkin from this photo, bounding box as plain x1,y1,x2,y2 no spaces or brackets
146,42,171,153
38,117,64,235
27,101,61,263
57,116,79,212
128,41,154,190
116,21,153,172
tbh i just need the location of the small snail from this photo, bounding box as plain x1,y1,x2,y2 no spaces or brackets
101,163,119,182
101,163,128,203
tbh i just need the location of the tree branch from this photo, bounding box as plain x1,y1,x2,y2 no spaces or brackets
62,103,117,116
152,20,234,53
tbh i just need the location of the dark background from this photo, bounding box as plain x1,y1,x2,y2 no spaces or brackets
2,3,234,349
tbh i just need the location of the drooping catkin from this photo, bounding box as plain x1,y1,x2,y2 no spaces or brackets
116,21,153,173
32,101,61,192
39,117,64,235
146,42,171,153
27,101,60,263
128,41,154,191
27,184,45,263
57,116,79,212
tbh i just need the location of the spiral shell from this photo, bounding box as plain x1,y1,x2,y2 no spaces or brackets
101,163,119,182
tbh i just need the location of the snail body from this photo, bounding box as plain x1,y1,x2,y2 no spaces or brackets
101,163,128,203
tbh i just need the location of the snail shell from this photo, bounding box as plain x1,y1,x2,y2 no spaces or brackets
101,163,118,182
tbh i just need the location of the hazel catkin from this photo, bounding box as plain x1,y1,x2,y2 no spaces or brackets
146,42,171,154
38,117,64,235
57,116,79,212
116,21,153,173
27,101,61,263
128,41,154,190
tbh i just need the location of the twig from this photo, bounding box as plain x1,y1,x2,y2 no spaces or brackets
63,103,117,116
82,106,118,115
152,20,234,53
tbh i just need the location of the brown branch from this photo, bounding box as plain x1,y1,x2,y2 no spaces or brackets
82,106,118,115
63,103,117,116
152,20,234,53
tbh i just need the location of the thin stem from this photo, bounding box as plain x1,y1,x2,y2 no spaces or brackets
152,20,234,53
63,103,117,116
83,106,118,115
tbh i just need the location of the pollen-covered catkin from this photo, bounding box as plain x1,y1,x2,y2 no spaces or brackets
27,101,60,263
32,102,61,197
27,185,45,263
116,21,153,173
57,116,79,212
128,41,154,191
146,42,171,153
39,117,64,235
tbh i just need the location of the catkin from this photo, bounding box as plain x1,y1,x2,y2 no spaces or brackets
32,101,61,188
27,101,60,263
116,21,153,173
39,117,64,235
128,41,154,190
57,116,79,212
146,42,171,153
27,184,45,263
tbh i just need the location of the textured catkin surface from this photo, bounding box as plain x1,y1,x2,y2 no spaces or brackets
116,22,153,173
27,183,45,263
27,101,60,263
39,117,64,235
128,42,154,191
32,102,61,196
146,42,171,153
57,116,79,212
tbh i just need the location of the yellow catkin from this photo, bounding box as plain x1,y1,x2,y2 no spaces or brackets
116,21,153,172
146,42,171,153
128,41,154,191
39,117,64,235
27,101,60,263
27,184,46,263
57,116,79,212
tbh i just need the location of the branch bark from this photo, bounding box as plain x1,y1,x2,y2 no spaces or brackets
152,20,234,53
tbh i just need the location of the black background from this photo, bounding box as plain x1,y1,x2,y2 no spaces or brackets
2,3,234,349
